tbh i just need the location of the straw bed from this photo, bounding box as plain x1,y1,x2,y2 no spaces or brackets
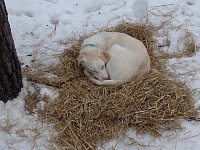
25,23,198,150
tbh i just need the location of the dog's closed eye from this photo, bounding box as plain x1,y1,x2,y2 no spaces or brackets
88,68,97,73
92,70,97,73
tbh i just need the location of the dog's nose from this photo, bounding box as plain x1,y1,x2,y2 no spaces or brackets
102,76,109,80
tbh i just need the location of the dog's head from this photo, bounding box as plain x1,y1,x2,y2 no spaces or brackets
77,47,110,81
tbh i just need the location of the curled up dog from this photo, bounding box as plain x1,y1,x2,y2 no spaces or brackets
77,32,150,85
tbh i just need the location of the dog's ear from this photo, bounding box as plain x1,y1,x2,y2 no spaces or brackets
101,51,110,63
77,53,85,66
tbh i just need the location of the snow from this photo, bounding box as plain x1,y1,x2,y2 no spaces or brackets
1,0,200,149
0,80,56,150
99,120,200,150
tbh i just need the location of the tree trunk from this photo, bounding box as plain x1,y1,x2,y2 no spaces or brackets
0,0,23,103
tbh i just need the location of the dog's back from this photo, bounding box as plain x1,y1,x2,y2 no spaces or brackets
106,44,150,82
83,32,145,49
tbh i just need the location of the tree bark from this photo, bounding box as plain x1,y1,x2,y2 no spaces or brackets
0,0,23,103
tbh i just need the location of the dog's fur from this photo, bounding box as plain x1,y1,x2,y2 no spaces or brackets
77,32,150,85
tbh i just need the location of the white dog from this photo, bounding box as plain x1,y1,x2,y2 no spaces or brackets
77,32,150,85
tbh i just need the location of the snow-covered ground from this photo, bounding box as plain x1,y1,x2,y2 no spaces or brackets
1,0,200,149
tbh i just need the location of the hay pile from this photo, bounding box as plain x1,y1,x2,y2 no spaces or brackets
25,23,197,150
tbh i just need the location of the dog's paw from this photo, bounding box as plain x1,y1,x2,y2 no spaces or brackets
89,77,102,85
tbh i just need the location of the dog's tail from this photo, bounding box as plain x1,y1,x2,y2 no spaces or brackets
93,79,125,86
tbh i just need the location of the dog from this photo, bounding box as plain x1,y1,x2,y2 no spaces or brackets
77,32,150,85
